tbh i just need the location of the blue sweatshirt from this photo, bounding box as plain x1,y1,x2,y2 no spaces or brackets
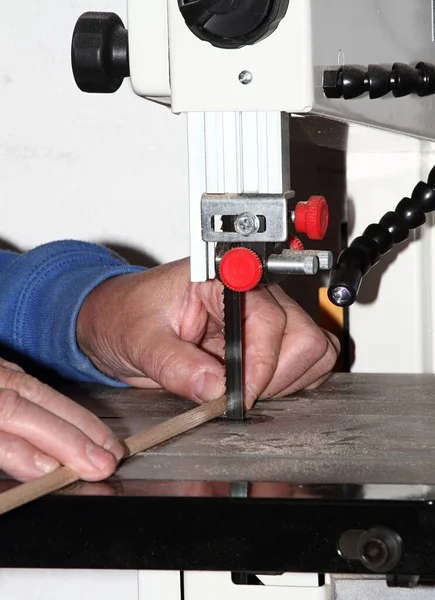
0,240,145,386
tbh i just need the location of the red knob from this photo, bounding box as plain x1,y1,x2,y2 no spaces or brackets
289,235,304,250
294,195,329,240
218,248,263,292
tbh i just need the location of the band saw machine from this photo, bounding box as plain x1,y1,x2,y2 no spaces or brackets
3,1,435,598
70,0,435,420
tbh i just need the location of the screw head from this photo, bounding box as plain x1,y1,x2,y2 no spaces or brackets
234,213,260,237
239,70,253,85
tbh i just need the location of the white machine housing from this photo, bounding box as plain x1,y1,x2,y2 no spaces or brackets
125,0,435,283
128,0,435,140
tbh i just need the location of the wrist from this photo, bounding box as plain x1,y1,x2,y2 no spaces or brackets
76,271,143,381
76,283,101,365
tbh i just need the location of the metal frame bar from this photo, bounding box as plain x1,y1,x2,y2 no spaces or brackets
186,111,288,281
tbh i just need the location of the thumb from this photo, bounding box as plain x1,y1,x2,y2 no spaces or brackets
139,331,226,403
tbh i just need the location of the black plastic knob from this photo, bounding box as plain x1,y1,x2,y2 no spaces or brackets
357,528,402,573
338,527,403,574
178,0,289,49
72,12,129,94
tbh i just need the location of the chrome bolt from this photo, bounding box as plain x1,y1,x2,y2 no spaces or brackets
234,213,260,237
267,252,319,276
239,70,253,85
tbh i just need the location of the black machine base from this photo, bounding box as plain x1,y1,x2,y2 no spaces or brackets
1,374,435,576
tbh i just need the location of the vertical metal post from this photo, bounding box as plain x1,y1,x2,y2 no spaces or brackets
186,111,289,282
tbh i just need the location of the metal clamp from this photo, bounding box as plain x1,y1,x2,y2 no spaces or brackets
201,192,293,243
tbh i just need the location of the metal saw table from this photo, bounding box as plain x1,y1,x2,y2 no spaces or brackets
1,373,435,577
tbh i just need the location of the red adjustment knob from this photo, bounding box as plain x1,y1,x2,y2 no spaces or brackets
294,195,329,240
289,235,304,250
219,248,263,292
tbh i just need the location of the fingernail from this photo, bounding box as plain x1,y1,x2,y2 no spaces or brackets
245,383,257,410
192,371,224,402
86,442,112,470
104,436,125,461
34,454,60,474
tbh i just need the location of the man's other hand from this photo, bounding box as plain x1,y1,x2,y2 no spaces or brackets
0,359,123,481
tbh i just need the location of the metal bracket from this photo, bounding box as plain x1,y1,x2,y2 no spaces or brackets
201,192,293,243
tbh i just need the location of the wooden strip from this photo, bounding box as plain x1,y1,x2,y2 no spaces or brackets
0,395,227,517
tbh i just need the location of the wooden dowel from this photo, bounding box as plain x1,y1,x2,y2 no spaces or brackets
0,396,227,517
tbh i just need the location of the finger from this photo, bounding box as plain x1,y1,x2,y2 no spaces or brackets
290,330,340,393
0,369,123,461
0,389,117,481
0,359,25,373
196,320,225,363
0,431,60,482
195,278,227,327
305,372,332,390
242,286,287,409
271,332,339,398
259,285,334,399
320,328,341,355
282,330,340,393
128,329,226,403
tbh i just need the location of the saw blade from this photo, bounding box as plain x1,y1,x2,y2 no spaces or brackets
223,287,244,420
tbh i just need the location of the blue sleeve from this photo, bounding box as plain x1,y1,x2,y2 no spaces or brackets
0,241,145,386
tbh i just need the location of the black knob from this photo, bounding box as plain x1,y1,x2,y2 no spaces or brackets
357,528,402,573
72,12,129,94
178,0,289,49
338,527,403,574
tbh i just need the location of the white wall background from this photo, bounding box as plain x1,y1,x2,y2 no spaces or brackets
0,0,190,265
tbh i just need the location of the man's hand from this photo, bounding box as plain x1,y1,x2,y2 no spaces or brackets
0,359,123,482
77,258,339,409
